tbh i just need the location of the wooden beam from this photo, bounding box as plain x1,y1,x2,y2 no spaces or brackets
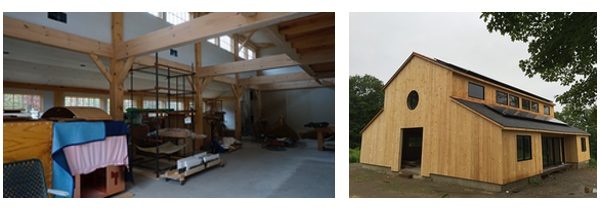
3,17,113,57
109,12,126,120
280,13,335,36
134,55,235,85
3,81,195,98
193,42,204,142
264,26,317,76
291,34,335,50
238,72,313,86
198,54,299,77
115,12,315,59
299,49,335,65
89,54,112,82
231,84,245,140
255,79,333,91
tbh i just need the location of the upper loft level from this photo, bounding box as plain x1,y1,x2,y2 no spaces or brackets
443,59,555,118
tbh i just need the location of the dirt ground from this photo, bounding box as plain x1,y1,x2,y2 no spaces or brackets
349,163,597,198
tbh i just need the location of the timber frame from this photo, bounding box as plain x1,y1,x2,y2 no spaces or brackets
4,12,335,138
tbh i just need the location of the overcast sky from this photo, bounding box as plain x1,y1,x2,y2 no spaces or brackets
349,12,571,111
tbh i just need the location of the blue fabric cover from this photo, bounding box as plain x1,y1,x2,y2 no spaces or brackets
51,121,105,198
103,120,128,137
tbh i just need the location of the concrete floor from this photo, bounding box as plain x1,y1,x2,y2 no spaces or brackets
124,139,335,198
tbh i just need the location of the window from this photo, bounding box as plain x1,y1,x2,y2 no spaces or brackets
543,105,550,115
468,82,484,99
219,35,232,52
248,49,256,59
168,101,183,111
406,90,419,110
522,99,531,110
531,102,539,113
517,135,532,161
509,95,519,108
65,96,101,108
148,12,190,25
496,91,508,105
3,93,42,111
581,138,587,152
143,100,166,109
208,38,217,45
123,99,137,112
164,12,189,25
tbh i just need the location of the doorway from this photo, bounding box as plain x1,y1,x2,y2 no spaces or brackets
542,136,564,168
401,127,423,170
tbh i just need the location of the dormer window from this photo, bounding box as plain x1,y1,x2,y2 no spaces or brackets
509,95,519,108
496,90,508,105
531,102,539,113
468,82,484,100
522,99,531,110
543,105,550,115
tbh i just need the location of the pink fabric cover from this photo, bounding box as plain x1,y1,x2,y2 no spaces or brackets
63,135,129,176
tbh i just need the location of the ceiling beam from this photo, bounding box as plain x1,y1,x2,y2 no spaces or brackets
280,13,335,36
3,17,113,57
198,54,299,77
238,72,313,86
264,26,318,77
133,56,236,85
115,12,315,59
254,79,334,91
299,49,335,65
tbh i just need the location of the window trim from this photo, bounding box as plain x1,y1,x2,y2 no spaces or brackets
406,90,419,110
509,94,520,108
467,82,485,100
543,105,550,115
581,138,587,152
517,135,532,161
496,90,508,105
531,102,539,113
522,98,531,111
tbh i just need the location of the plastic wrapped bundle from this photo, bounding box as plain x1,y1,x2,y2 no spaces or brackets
202,154,220,163
177,152,207,170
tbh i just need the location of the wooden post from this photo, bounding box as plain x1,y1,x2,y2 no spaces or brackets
54,90,64,107
193,41,204,147
109,12,125,120
231,84,244,140
135,95,144,109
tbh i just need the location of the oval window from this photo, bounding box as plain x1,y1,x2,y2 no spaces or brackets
407,90,419,110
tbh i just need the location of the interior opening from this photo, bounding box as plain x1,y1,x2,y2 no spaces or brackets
401,127,423,174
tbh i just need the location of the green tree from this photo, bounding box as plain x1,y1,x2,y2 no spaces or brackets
482,12,597,163
481,12,597,108
349,74,384,148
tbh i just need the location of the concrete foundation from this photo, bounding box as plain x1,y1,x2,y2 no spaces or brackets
430,174,538,192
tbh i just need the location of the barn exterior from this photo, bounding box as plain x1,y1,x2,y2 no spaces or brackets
360,52,590,191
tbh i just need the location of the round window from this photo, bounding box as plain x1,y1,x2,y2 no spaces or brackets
407,90,419,110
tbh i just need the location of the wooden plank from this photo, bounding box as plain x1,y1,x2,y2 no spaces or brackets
109,12,125,120
3,121,54,190
198,54,298,77
3,17,113,57
193,42,204,147
115,12,315,59
291,33,335,50
238,72,313,86
280,13,335,36
89,54,112,82
255,79,332,91
299,49,335,65
263,26,318,76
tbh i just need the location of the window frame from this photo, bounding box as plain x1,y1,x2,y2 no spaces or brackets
467,82,485,100
509,94,519,108
581,138,587,152
531,102,539,113
496,90,508,105
517,135,532,161
3,92,43,111
543,105,550,115
406,90,419,110
522,99,531,111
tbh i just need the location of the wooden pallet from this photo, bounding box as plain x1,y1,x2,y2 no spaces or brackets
160,159,225,185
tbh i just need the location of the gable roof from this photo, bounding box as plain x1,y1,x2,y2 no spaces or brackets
454,98,588,135
384,52,553,103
